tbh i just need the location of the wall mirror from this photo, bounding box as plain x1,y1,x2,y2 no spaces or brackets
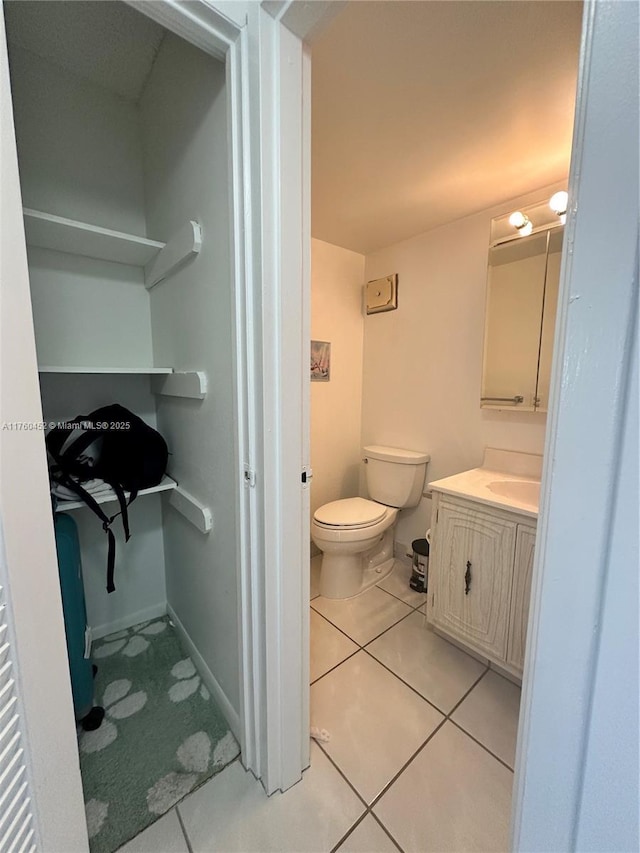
481,194,566,412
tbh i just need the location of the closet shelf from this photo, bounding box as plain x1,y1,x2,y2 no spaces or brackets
54,475,177,512
38,366,174,375
23,208,165,267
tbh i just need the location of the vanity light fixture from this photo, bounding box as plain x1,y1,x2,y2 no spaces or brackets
549,190,569,224
508,211,533,237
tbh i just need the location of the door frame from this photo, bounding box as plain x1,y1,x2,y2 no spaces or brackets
125,0,313,795
511,0,639,847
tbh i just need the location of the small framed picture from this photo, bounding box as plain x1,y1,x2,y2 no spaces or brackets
310,340,331,381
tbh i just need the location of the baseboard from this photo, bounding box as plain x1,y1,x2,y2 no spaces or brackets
91,601,167,640
167,603,241,740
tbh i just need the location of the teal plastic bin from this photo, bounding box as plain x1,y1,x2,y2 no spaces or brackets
54,513,104,730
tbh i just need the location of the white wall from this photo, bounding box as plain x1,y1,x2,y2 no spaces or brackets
140,35,240,717
362,183,565,549
8,47,147,235
7,48,155,370
310,239,365,522
8,44,166,635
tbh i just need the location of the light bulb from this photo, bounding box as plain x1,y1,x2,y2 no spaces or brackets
549,190,568,215
508,211,533,236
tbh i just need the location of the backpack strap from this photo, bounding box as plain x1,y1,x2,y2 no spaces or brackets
102,480,131,542
56,474,120,593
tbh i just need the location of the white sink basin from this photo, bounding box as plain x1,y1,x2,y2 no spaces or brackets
488,479,540,506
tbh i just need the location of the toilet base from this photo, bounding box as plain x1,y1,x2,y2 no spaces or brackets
319,527,395,599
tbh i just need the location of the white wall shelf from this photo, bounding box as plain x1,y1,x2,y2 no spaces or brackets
168,485,213,534
54,475,177,512
23,208,165,267
38,366,174,374
151,370,207,399
145,220,202,289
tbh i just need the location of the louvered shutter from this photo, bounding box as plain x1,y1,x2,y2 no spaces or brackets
0,584,37,853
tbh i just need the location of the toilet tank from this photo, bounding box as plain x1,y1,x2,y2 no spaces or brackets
363,445,430,508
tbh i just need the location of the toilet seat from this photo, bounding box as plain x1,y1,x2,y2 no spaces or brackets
313,497,387,530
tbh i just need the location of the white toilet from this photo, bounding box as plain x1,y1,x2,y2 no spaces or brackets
312,445,429,599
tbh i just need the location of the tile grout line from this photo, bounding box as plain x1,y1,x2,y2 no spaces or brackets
311,606,368,648
362,667,492,809
448,718,515,773
310,572,515,845
175,804,194,853
370,809,405,852
328,811,370,853
315,740,371,809
359,646,454,717
310,647,361,686
316,743,407,853
311,598,416,653
310,603,423,689
367,717,450,812
366,667,492,813
374,574,429,610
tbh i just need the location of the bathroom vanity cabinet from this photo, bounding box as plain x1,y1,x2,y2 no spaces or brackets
427,491,536,678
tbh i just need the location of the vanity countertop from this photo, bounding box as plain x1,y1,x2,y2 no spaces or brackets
429,466,540,519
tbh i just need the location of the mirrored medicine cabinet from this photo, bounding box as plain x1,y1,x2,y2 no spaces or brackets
481,196,565,412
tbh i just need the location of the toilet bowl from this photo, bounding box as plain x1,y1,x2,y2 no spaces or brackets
312,498,398,599
312,446,429,599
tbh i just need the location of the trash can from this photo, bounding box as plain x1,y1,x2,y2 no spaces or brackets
409,535,430,593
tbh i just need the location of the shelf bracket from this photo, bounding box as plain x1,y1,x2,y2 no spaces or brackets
168,486,212,534
145,220,202,289
151,371,207,400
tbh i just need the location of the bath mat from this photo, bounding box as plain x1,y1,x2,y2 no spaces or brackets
79,616,239,853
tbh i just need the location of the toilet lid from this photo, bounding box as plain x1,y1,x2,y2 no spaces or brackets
314,497,387,529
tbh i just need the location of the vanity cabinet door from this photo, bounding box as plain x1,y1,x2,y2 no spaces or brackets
431,501,516,660
506,524,536,671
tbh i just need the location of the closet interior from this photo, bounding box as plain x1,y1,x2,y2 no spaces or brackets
4,0,240,722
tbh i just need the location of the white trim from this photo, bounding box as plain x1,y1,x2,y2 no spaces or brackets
125,0,242,59
252,4,286,796
300,41,312,772
263,0,346,41
130,0,311,792
129,0,264,780
91,602,168,641
511,0,640,848
167,604,241,739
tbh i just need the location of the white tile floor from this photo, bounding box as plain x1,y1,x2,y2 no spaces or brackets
119,558,520,853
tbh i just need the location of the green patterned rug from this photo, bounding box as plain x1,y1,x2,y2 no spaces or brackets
79,616,239,853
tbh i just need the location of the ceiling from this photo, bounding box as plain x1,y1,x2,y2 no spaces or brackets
4,1,166,102
311,1,583,254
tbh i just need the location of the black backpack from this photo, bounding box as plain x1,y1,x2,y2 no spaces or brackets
47,404,169,593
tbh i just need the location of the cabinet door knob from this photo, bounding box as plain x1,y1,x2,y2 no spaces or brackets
465,560,472,595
